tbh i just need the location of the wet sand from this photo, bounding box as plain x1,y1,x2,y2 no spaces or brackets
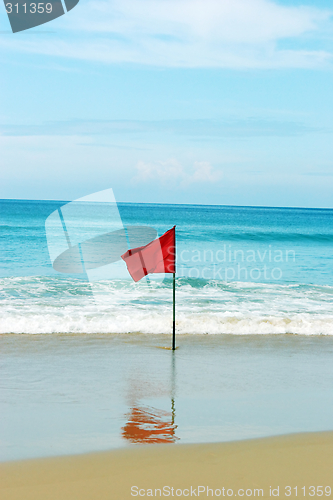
2,334,333,461
1,431,333,499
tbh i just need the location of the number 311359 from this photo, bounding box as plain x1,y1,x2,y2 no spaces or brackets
5,3,53,14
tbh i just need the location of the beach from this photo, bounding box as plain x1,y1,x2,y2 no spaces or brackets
3,0,333,493
1,431,333,499
2,201,333,497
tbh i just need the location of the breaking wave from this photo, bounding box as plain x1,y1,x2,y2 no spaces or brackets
1,276,333,335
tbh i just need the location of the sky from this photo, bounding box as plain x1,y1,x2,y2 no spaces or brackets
1,0,333,207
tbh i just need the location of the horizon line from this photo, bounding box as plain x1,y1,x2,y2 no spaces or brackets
1,198,333,211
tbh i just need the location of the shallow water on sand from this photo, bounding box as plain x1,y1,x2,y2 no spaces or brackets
2,333,333,461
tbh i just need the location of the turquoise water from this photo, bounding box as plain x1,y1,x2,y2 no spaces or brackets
1,199,333,335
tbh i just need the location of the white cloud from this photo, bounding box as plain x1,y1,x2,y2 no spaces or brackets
75,0,327,43
133,159,184,184
1,0,332,68
132,159,222,187
190,161,222,183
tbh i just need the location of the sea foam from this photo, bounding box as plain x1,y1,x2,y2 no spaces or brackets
1,276,333,335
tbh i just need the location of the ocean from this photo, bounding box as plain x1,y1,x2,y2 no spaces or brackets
1,199,333,336
2,199,333,461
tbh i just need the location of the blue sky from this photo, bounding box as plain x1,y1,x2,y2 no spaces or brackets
1,0,333,207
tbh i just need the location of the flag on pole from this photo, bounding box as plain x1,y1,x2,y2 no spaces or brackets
121,226,175,282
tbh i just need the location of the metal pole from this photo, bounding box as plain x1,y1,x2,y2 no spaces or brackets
172,272,176,350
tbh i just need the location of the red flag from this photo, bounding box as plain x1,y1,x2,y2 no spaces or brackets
121,226,175,282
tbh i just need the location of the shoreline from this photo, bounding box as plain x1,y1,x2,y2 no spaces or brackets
1,431,333,499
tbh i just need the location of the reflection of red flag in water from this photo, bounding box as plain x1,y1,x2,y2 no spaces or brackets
122,406,178,444
121,227,175,282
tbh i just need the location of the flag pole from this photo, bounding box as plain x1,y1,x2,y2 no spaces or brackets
172,271,176,350
172,226,176,350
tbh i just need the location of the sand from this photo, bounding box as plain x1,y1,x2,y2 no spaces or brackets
1,431,333,499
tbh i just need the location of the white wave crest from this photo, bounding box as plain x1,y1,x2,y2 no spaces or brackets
1,276,333,335
1,310,333,335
